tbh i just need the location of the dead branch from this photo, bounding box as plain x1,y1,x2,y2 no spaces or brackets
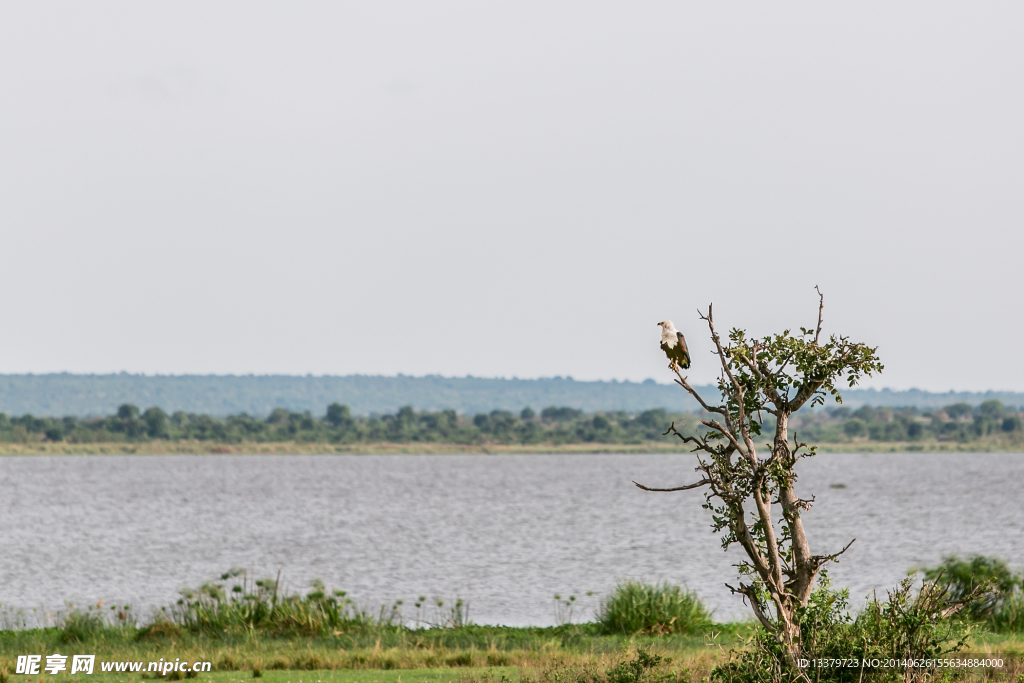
793,495,815,512
632,479,711,492
812,538,856,566
671,367,727,416
662,423,727,458
814,285,824,345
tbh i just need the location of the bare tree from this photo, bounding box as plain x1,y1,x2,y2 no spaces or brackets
635,289,882,665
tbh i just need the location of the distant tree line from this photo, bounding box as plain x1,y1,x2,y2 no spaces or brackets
0,404,700,446
787,400,1022,443
0,400,1019,446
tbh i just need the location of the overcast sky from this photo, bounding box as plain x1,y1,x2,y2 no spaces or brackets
0,2,1021,391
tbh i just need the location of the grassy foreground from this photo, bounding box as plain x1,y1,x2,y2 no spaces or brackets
2,625,1023,683
11,669,518,683
0,625,740,681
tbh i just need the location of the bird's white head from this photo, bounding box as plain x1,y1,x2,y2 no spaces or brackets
658,321,678,344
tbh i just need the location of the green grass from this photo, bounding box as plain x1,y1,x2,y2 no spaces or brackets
214,668,518,683
4,571,1023,683
3,626,1022,683
0,623,748,683
1,667,519,683
597,582,711,636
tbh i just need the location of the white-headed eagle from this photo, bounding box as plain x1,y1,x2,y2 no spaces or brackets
657,320,690,371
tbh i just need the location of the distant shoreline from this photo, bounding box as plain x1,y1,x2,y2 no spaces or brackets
1,440,1020,455
3,372,1023,416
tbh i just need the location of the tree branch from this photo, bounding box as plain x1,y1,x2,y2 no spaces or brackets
731,509,773,583
792,495,815,512
702,419,748,457
633,479,711,492
752,483,785,592
662,422,730,458
773,350,796,379
733,345,785,409
814,285,824,345
727,582,776,632
671,368,727,416
812,538,856,566
700,305,757,460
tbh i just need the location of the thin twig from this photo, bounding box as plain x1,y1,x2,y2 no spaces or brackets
814,538,856,565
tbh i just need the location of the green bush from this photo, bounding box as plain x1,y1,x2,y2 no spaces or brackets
606,649,686,683
992,589,1024,633
499,648,685,683
712,575,972,683
917,555,1024,629
597,581,711,635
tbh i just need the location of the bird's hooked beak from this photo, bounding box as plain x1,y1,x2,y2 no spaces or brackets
656,321,664,327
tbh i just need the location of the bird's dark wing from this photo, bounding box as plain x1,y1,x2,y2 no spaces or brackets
676,332,691,369
676,333,689,356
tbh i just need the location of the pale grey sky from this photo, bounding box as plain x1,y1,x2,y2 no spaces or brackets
0,2,1021,391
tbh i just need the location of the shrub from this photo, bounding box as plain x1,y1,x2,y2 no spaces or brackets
606,649,685,683
597,581,711,635
445,653,474,667
916,555,1023,626
992,590,1024,632
487,648,685,683
712,575,972,683
136,619,183,640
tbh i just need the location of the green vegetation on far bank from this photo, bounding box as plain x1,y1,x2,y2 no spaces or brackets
0,404,695,450
0,400,1022,455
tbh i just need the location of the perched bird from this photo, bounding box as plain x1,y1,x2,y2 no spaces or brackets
657,320,691,371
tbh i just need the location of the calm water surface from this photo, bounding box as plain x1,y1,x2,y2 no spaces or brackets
1,453,1022,625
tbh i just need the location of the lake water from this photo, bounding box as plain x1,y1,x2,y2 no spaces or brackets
1,453,1022,626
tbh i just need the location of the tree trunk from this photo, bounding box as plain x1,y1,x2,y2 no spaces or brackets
773,412,809,666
